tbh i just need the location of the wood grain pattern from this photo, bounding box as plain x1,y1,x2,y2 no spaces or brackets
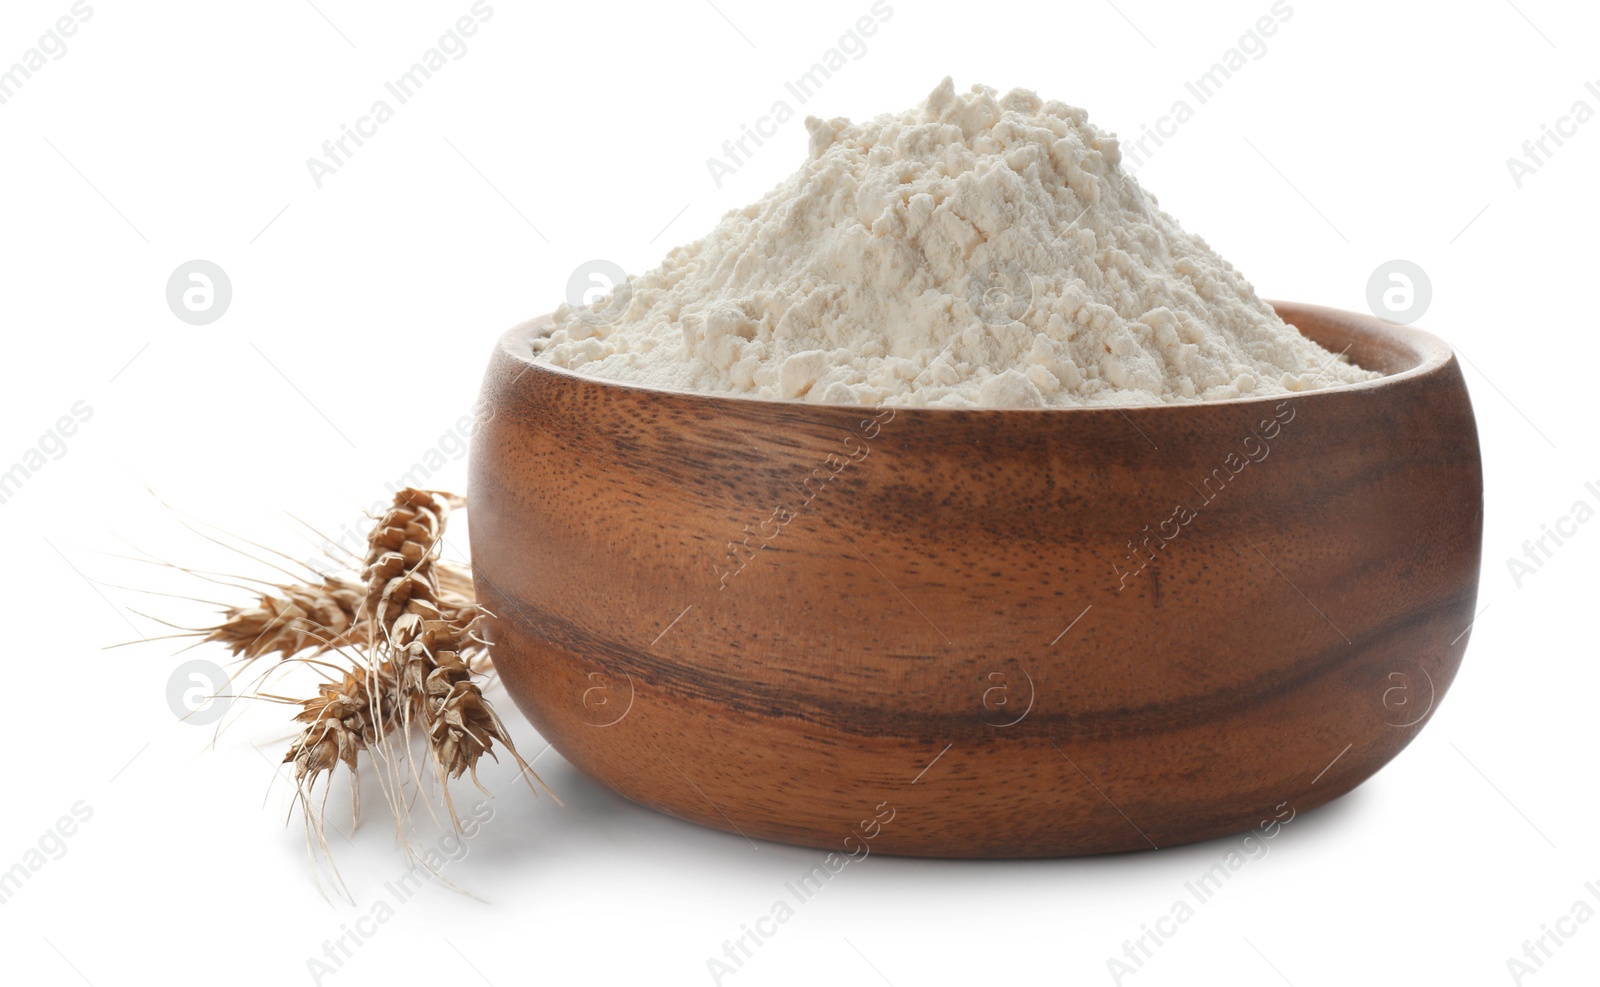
467,303,1483,857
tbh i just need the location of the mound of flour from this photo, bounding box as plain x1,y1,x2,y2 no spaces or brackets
534,78,1376,407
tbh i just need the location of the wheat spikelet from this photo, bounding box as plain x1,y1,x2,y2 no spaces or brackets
285,664,395,785
197,561,481,664
358,488,457,630
423,651,522,781
203,573,367,661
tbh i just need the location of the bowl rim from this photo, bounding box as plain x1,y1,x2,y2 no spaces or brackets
493,301,1456,414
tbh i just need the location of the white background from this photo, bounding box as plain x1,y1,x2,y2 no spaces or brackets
1,0,1596,984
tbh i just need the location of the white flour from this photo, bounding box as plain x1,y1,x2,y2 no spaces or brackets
535,78,1376,407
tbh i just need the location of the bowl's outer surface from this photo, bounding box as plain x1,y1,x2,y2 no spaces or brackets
468,303,1483,857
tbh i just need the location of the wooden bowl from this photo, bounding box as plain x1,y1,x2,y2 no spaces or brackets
468,302,1482,857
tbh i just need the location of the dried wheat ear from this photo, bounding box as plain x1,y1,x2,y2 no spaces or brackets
187,488,549,887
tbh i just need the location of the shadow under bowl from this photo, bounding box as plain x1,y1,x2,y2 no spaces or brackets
467,301,1483,857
